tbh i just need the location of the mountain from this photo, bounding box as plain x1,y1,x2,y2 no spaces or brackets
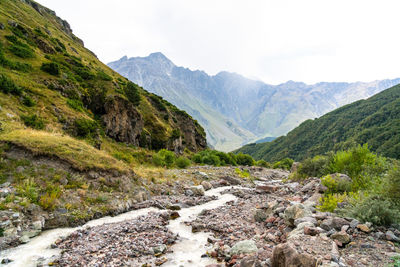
108,53,400,151
235,83,400,161
0,1,206,154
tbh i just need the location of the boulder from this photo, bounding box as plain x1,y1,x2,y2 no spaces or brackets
357,224,371,233
254,208,272,223
320,217,349,231
256,185,279,193
222,176,241,185
294,216,317,227
201,181,213,191
271,243,318,267
288,222,315,239
240,256,262,267
284,203,312,226
330,232,351,245
190,185,205,196
230,240,258,255
386,231,400,242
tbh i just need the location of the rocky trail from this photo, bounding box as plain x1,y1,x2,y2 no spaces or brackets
1,166,400,266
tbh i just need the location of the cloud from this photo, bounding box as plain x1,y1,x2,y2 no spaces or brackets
36,0,400,84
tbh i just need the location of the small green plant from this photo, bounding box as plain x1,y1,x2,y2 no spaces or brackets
17,178,39,203
96,70,112,81
0,74,23,95
152,149,176,168
74,118,99,137
235,168,250,178
9,44,35,58
20,114,45,129
321,174,352,193
317,193,346,212
22,95,35,107
112,151,134,164
41,62,60,76
176,156,191,168
124,81,141,106
39,191,59,211
67,99,85,112
256,160,271,168
273,158,294,170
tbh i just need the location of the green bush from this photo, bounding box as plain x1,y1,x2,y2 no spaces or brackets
112,151,134,164
149,94,167,111
67,99,85,112
202,154,221,166
236,153,255,166
273,158,294,170
297,155,331,178
191,150,244,166
124,81,141,106
152,149,176,168
20,114,45,130
73,66,94,80
9,44,35,58
97,70,112,81
321,174,352,193
74,118,99,137
176,156,191,168
385,167,400,202
41,62,60,76
0,74,23,95
256,160,271,168
22,95,35,107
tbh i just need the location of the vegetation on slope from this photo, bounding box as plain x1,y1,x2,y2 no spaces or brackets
235,83,400,161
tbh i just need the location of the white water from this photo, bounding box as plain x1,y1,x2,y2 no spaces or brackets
0,186,239,267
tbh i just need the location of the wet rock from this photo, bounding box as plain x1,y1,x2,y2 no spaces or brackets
284,203,312,226
230,240,258,255
201,181,213,191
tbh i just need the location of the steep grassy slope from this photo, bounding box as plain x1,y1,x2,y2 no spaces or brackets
0,0,206,154
235,83,400,161
0,0,206,231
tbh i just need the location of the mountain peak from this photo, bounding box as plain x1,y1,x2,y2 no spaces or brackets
148,52,170,62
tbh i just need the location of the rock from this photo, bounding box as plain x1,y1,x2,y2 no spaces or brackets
19,235,30,244
357,224,371,233
288,222,315,239
318,184,328,193
190,185,205,196
254,209,269,223
201,181,213,191
240,256,262,267
230,240,258,255
185,189,194,196
301,181,317,192
271,242,318,267
221,176,241,185
3,227,17,238
349,219,359,229
330,232,350,245
256,185,279,193
32,220,43,231
166,204,181,210
386,231,400,242
294,216,317,227
304,226,322,236
152,244,167,255
284,203,312,226
320,217,349,231
0,22,4,30
196,171,209,179
169,211,180,220
1,258,13,264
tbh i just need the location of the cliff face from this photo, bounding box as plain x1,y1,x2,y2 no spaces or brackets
0,0,206,153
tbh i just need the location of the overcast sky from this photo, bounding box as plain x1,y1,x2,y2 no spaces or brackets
37,0,400,84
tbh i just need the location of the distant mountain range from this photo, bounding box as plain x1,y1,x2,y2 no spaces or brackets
235,83,400,161
108,52,400,151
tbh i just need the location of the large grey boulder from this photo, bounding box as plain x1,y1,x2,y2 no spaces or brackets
230,240,258,255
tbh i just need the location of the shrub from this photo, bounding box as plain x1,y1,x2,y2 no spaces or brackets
149,94,167,111
39,191,59,211
41,62,60,76
202,154,221,166
124,81,141,105
170,129,181,140
73,66,94,80
297,155,331,178
176,156,191,168
235,168,250,178
97,70,112,81
236,153,255,166
22,95,35,107
0,74,23,95
74,118,99,137
256,160,271,168
9,44,35,58
20,114,45,130
192,153,202,164
382,166,400,203
317,193,346,212
152,149,176,168
67,99,85,112
112,151,134,164
321,174,352,193
273,158,294,170
16,178,39,203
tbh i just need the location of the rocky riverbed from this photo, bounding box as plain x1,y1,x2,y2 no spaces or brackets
1,166,400,266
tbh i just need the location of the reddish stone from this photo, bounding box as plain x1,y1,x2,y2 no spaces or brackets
266,217,276,223
256,185,279,193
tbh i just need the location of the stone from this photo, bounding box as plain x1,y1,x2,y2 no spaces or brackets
3,227,17,238
0,22,5,30
190,185,205,196
357,224,371,233
304,226,321,236
256,185,279,193
330,232,350,245
284,203,312,226
294,216,317,227
321,217,349,231
32,220,43,231
288,222,315,239
166,204,181,211
254,209,269,223
349,219,359,229
230,240,258,255
152,244,167,255
221,176,241,185
19,235,30,244
185,189,194,196
201,181,213,191
386,231,400,242
240,256,262,267
301,181,317,192
271,242,318,267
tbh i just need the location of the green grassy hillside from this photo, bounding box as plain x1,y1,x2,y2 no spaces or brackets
235,83,400,161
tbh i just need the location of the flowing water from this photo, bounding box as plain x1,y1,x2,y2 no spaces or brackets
0,186,239,267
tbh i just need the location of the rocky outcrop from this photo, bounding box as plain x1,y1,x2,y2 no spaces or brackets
102,95,144,146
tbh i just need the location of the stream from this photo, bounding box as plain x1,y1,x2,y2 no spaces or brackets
0,186,239,266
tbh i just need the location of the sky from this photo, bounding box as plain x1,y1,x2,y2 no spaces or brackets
36,0,400,84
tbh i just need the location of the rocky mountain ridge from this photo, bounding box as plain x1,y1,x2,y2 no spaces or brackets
108,52,400,151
